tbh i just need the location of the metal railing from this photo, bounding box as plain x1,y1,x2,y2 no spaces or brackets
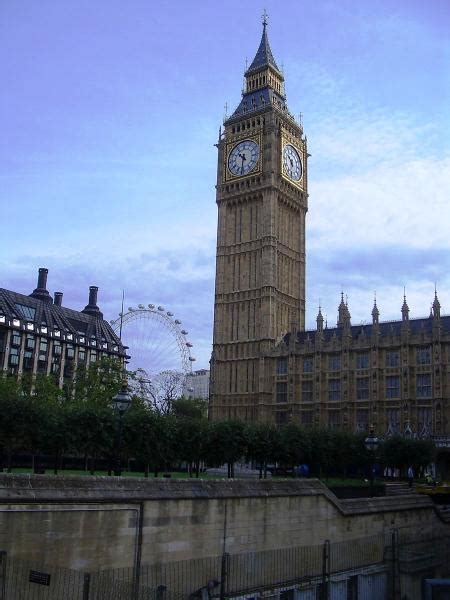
0,531,449,600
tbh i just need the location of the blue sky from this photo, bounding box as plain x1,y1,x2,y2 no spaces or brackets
1,0,449,369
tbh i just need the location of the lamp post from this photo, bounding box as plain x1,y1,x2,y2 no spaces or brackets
112,381,132,476
364,427,379,497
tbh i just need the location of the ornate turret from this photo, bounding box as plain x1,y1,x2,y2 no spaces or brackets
432,288,441,339
337,293,346,327
337,293,351,329
433,289,441,320
372,294,380,325
316,305,324,333
401,290,409,322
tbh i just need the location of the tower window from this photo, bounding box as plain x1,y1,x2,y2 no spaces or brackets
329,355,341,371
303,357,313,373
386,376,400,399
328,379,341,401
277,357,288,375
302,380,313,402
417,346,431,365
386,351,399,367
356,377,370,400
417,374,432,398
276,382,288,403
356,353,369,369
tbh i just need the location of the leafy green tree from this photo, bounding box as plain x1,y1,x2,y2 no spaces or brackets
204,420,246,478
171,397,208,420
380,436,435,476
176,416,209,477
66,401,115,473
21,375,64,473
246,423,282,478
0,376,27,471
72,357,124,406
124,401,166,476
279,424,309,471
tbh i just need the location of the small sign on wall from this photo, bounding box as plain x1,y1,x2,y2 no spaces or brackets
29,570,51,586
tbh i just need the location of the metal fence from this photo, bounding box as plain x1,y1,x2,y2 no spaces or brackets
0,531,449,600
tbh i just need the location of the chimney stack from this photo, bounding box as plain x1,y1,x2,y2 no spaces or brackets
54,292,63,307
29,267,52,303
82,286,103,319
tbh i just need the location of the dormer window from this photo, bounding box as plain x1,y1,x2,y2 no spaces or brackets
54,329,60,338
12,319,20,327
41,326,48,334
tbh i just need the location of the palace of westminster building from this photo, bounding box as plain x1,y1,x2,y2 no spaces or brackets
209,20,449,441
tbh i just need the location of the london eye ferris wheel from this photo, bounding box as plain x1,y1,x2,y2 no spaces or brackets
110,304,196,389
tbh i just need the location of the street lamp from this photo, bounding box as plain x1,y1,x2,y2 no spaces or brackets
364,426,379,497
112,381,132,476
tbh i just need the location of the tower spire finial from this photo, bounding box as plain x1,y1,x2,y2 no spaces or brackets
262,8,269,29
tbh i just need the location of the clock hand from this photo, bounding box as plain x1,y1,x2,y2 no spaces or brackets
239,152,246,174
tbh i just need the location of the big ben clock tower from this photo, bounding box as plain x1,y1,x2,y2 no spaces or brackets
210,16,308,421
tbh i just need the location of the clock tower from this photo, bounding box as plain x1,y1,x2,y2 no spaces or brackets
210,17,308,421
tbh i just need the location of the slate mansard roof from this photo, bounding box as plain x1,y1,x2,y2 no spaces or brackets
0,270,127,358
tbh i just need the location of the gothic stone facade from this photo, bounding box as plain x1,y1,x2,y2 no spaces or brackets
269,295,448,438
0,268,127,386
210,24,449,439
210,23,307,421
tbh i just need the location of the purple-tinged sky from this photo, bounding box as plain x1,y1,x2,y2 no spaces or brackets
1,0,449,368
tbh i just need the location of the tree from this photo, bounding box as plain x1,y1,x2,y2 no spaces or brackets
380,436,435,476
72,356,124,406
246,423,282,478
176,416,209,477
22,374,64,473
0,376,27,471
66,401,115,473
279,424,309,471
204,420,247,478
143,370,185,415
124,402,170,476
171,396,208,420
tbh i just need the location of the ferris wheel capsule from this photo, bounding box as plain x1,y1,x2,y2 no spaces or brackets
148,304,155,309
128,307,134,312
158,306,165,311
181,330,188,335
175,319,181,324
189,356,196,361
167,312,173,316
138,304,145,309
186,342,193,347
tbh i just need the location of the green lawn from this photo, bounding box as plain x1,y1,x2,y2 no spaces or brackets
2,468,381,487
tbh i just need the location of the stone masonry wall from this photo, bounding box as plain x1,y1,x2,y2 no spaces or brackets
0,475,445,571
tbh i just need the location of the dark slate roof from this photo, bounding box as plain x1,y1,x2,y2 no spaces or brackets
228,87,292,122
0,288,127,355
280,315,450,348
246,24,281,75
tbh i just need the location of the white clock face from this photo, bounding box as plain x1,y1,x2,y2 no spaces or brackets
283,144,302,181
228,140,260,177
